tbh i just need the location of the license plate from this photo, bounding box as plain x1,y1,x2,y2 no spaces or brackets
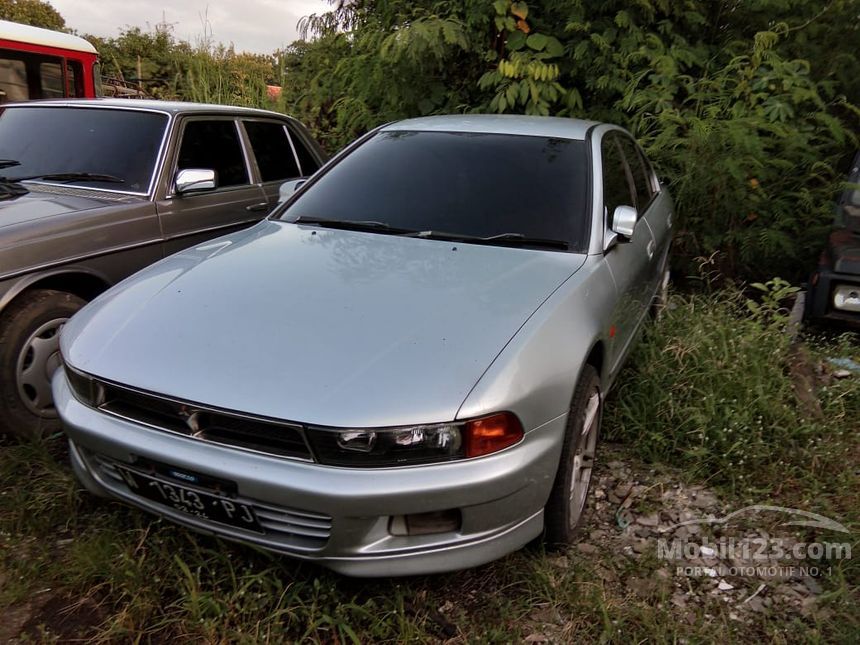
116,466,263,533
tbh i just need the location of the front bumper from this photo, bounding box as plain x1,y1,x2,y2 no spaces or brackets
54,372,564,576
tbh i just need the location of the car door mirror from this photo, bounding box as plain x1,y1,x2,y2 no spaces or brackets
278,178,306,203
611,205,638,239
175,168,217,195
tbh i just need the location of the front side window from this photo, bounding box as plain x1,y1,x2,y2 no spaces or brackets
602,135,635,226
177,120,248,188
244,120,301,182
280,130,590,251
617,136,653,212
0,106,167,191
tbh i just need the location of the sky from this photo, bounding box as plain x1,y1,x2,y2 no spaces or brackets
50,0,331,55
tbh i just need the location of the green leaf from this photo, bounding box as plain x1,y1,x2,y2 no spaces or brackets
493,0,509,16
544,36,564,58
507,30,526,51
526,33,548,51
511,2,528,20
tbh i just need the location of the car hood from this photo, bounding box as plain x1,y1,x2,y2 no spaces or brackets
62,220,586,427
0,185,139,229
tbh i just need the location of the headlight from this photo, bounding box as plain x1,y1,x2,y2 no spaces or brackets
305,412,524,467
833,284,860,312
64,365,103,407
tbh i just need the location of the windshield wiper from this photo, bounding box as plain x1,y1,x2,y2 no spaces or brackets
407,230,569,250
290,217,570,249
8,172,125,184
0,159,21,170
291,215,414,235
0,180,29,199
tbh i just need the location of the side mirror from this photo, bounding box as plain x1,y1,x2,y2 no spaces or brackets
175,168,216,195
278,178,306,203
611,205,638,239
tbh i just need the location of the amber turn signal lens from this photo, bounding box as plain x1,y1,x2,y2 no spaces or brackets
463,412,524,458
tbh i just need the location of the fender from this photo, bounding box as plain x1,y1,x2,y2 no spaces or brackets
0,266,112,315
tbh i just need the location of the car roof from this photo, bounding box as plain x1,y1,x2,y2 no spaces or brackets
0,19,98,54
3,98,292,119
382,114,601,140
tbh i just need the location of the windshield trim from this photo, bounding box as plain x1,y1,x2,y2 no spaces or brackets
0,105,173,197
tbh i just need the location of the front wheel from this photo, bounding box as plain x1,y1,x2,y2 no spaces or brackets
544,364,601,545
0,289,85,440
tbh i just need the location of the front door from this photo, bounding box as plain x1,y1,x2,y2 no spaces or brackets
601,132,655,376
156,117,269,256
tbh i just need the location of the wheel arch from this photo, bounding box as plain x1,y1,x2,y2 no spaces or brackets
0,268,112,316
584,340,605,388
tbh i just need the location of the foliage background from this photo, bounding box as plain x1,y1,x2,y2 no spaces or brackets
2,0,859,281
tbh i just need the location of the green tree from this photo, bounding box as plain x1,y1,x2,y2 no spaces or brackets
0,0,65,30
280,0,859,280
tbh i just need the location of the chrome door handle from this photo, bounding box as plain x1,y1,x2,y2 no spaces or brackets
246,202,270,213
646,239,655,260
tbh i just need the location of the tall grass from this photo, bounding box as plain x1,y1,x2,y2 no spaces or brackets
1,290,858,641
605,289,859,499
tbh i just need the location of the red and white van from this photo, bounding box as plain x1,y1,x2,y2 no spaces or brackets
0,19,100,102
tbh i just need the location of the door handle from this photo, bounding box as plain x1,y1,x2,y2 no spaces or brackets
246,202,270,213
646,239,655,260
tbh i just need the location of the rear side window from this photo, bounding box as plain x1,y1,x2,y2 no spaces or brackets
288,126,320,176
177,120,248,188
244,121,301,182
602,135,635,225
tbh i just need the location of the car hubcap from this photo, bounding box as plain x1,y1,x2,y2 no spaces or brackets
16,318,68,417
569,389,600,527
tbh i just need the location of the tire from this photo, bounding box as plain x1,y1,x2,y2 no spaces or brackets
0,289,85,440
544,364,601,545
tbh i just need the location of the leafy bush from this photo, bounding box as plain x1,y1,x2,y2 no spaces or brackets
279,0,859,281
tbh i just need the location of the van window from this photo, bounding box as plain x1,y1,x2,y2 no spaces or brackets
39,61,64,98
67,60,84,97
0,56,28,103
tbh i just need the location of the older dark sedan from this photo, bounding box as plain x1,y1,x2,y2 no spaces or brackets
0,99,325,438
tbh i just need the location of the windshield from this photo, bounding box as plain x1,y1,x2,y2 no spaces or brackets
0,106,167,192
280,130,590,251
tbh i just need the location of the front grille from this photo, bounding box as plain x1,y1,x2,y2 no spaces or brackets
90,452,332,550
97,382,313,461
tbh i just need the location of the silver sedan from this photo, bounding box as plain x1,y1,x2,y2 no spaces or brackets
54,115,673,576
